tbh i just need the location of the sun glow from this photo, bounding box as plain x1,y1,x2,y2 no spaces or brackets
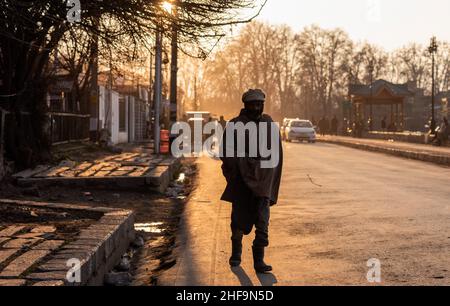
162,1,173,13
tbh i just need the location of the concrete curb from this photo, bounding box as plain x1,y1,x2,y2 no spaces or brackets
318,139,450,167
0,199,135,286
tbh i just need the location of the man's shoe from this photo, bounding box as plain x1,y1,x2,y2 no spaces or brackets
229,239,242,267
252,246,272,273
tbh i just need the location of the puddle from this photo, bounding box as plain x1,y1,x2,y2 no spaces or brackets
134,222,165,233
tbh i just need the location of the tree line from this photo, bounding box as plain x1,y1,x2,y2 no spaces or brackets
0,0,265,171
179,22,450,121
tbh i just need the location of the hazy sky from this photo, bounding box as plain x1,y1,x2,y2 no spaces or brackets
256,0,450,51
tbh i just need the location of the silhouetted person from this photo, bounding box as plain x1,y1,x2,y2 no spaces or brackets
433,117,449,146
331,115,339,136
220,89,283,274
381,116,387,131
318,117,326,136
388,122,397,132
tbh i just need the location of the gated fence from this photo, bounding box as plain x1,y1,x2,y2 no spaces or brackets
48,112,90,145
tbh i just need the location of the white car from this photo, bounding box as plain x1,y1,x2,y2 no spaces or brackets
285,120,316,143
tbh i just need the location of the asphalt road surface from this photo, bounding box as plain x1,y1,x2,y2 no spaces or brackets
160,142,450,286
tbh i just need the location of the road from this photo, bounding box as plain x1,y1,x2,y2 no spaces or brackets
159,142,450,286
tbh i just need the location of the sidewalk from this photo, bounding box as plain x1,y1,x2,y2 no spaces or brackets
157,157,279,286
318,135,450,167
12,150,180,193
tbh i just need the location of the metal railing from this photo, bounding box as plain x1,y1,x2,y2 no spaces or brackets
49,112,90,145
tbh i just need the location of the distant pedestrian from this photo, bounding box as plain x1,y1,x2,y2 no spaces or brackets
331,115,339,136
381,116,387,131
388,122,397,132
324,117,330,135
318,117,326,136
433,117,449,146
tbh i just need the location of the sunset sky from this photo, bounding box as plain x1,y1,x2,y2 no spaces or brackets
256,0,450,51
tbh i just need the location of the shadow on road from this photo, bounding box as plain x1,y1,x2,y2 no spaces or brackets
256,272,278,286
231,266,254,286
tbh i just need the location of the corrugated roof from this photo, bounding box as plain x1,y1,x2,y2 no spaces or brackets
349,79,413,97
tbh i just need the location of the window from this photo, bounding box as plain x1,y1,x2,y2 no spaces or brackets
291,121,312,128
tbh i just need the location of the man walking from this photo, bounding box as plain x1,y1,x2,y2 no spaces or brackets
220,89,283,274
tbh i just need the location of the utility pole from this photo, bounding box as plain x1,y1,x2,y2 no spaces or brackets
428,36,438,133
170,5,178,124
154,26,163,154
91,17,99,141
369,60,374,131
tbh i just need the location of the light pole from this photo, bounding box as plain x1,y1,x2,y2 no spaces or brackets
153,24,163,154
170,2,178,125
153,1,176,154
368,60,374,131
428,36,438,133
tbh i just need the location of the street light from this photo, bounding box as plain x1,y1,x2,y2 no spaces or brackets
153,0,176,154
428,36,438,133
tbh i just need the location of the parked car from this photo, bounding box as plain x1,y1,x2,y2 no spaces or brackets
281,118,297,141
285,119,316,143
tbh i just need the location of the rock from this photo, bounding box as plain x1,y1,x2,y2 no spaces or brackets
104,272,132,286
116,256,131,272
132,236,145,248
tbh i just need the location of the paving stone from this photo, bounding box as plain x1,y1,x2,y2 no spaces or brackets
26,271,67,281
0,249,50,277
38,260,70,272
108,170,131,177
74,162,92,171
94,170,112,177
0,249,20,265
2,238,41,249
78,163,107,177
0,279,26,286
15,232,46,239
0,226,26,237
33,240,65,251
59,170,79,177
68,239,102,247
37,166,70,178
30,226,57,234
12,165,51,179
32,280,64,286
117,166,138,171
128,167,150,177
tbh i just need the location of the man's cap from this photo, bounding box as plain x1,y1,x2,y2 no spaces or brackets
242,89,266,103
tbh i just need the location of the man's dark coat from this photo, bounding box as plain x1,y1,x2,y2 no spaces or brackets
219,109,283,234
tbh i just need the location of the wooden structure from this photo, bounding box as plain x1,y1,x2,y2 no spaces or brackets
349,80,413,131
